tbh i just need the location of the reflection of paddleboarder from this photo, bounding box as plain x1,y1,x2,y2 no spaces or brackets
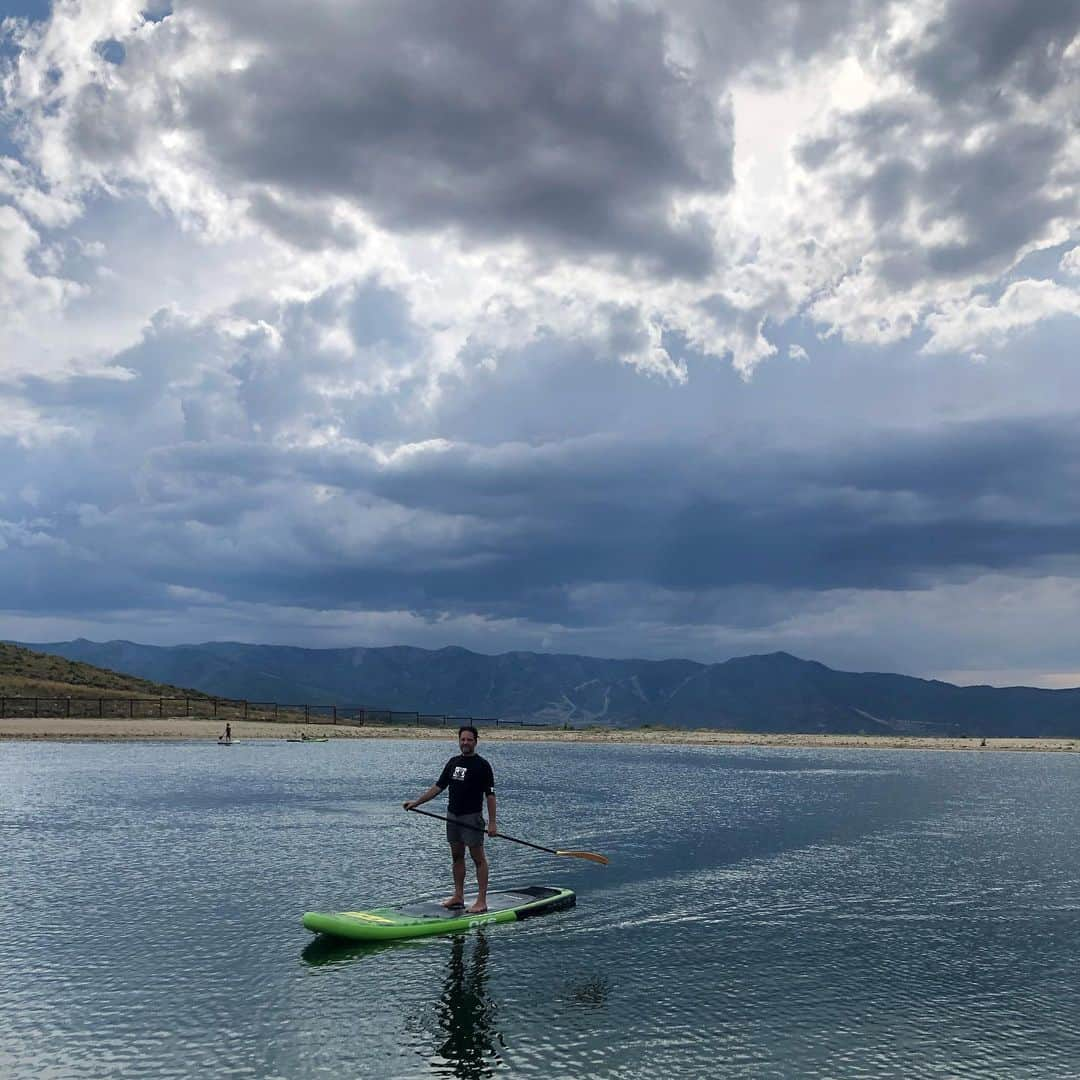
434,932,502,1076
403,725,497,914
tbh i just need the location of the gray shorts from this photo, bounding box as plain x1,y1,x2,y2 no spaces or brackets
446,812,486,848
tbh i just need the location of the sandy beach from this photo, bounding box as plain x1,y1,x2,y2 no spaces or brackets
1,715,1078,752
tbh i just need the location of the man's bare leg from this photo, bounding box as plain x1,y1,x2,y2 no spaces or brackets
467,844,488,913
442,842,466,907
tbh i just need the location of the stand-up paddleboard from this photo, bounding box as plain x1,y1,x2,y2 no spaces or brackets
303,884,574,941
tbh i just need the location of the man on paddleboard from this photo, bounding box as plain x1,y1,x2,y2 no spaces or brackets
403,725,497,914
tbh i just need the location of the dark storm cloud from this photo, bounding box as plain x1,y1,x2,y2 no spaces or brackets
368,416,1080,601
246,192,360,252
47,407,1079,624
0,542,170,614
921,124,1073,277
841,120,1075,286
162,0,885,272
796,104,917,172
902,0,1080,106
804,114,1075,288
672,0,880,75
172,0,730,276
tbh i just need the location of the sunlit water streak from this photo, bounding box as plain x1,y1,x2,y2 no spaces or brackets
3,739,1080,1077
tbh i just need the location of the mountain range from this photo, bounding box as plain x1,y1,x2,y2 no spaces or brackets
15,639,1080,737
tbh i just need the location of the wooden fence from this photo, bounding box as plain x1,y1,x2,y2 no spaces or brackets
0,695,544,727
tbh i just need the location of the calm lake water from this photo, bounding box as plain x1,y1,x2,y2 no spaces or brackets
3,737,1080,1078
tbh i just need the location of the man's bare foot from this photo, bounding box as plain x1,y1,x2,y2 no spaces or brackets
467,901,488,914
441,896,465,909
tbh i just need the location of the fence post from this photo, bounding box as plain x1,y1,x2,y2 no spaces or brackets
332,705,337,723
274,703,279,721
159,698,163,718
130,699,135,718
99,699,103,718
244,700,248,720
66,698,71,718
304,704,309,722
1,698,4,719
34,698,39,718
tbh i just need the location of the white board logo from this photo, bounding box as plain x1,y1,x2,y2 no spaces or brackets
453,766,468,781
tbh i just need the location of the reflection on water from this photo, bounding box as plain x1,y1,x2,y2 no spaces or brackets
301,930,504,1078
431,932,503,1079
300,935,401,967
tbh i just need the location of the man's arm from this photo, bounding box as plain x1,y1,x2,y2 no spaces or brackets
486,792,497,836
403,784,442,811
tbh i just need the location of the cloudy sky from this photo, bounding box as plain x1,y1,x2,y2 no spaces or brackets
1,1,1079,686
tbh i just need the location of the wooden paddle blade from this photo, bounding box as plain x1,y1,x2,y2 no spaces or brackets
556,849,609,865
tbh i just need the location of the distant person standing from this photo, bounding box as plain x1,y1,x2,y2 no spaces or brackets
403,726,497,914
220,722,232,745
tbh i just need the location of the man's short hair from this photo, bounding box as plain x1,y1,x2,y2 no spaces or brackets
458,724,479,740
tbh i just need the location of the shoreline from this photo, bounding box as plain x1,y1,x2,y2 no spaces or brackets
1,717,1078,752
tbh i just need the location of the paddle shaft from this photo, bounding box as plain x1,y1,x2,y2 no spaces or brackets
407,806,561,856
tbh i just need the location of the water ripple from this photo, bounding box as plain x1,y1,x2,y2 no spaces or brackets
4,740,1080,1077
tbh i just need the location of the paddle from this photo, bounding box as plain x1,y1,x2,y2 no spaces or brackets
406,806,609,865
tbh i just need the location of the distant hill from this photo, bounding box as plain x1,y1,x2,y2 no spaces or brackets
0,642,215,701
14,639,1080,736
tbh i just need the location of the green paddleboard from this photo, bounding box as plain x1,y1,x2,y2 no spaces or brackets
303,884,575,941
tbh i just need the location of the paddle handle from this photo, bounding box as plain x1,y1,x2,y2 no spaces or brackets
406,806,558,856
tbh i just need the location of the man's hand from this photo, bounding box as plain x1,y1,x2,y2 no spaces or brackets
487,821,497,837
403,801,415,811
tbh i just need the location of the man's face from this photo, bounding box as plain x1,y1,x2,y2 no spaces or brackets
459,730,477,755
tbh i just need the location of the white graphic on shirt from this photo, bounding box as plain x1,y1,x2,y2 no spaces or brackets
453,766,467,781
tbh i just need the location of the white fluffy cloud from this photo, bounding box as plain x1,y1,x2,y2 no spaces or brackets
923,279,1080,357
0,203,80,319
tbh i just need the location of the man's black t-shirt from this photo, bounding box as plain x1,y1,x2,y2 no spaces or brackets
436,753,495,816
